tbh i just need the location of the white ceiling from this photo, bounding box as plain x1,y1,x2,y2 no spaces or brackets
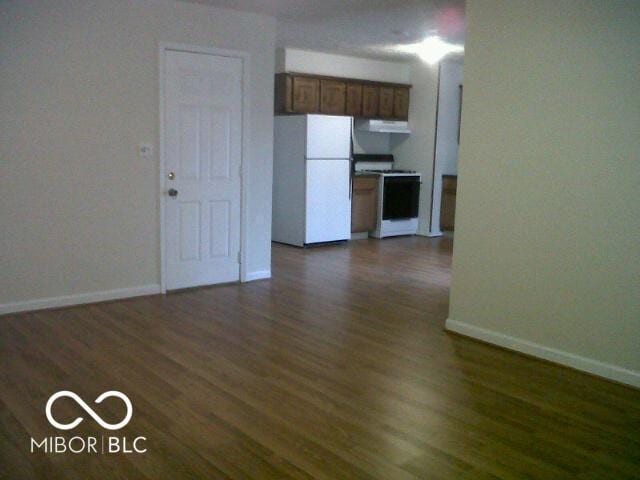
181,0,465,62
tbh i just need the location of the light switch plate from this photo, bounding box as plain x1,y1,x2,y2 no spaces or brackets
138,143,153,157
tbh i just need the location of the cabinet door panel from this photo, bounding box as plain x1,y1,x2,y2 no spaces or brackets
292,76,320,113
351,176,378,232
393,87,410,120
320,80,346,115
362,85,379,118
379,87,394,118
345,83,363,117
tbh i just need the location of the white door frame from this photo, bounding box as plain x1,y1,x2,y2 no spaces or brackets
159,42,251,293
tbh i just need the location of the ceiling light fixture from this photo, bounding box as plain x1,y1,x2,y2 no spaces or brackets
396,36,464,65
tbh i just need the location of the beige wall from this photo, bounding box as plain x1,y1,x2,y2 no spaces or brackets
0,0,276,309
448,0,640,386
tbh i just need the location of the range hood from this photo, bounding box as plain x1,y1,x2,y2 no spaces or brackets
354,119,411,134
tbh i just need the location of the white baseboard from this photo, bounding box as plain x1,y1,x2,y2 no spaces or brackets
445,318,640,389
1,271,272,315
0,285,162,316
420,231,443,238
243,270,271,282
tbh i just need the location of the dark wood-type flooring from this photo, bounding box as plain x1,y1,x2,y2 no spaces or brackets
1,237,639,479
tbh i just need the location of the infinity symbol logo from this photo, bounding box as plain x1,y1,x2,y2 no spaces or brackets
45,391,133,431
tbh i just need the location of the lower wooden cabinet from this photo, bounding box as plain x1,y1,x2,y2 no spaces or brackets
440,175,457,231
351,175,379,233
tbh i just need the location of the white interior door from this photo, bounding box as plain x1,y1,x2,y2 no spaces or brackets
164,50,242,290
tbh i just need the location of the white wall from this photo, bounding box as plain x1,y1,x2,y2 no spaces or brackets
430,61,464,234
391,60,439,235
277,48,411,84
0,0,276,311
448,0,640,387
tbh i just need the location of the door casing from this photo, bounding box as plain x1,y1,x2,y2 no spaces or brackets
159,42,251,293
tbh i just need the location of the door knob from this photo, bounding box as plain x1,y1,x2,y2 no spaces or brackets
168,188,178,198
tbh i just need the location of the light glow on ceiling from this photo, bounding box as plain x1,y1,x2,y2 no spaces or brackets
395,36,464,64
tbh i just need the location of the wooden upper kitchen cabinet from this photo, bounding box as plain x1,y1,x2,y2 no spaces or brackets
345,83,363,117
361,85,379,118
275,72,411,119
275,73,319,114
320,79,347,115
292,76,320,113
351,175,379,233
393,87,410,120
378,86,395,118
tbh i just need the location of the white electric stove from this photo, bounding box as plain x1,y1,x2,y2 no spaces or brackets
353,155,421,238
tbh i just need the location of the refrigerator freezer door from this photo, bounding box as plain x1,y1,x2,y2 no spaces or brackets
305,115,352,159
305,159,351,244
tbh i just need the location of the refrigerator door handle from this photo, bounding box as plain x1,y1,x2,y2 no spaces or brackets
349,118,354,200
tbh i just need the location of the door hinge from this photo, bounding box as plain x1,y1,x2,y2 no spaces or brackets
237,251,241,263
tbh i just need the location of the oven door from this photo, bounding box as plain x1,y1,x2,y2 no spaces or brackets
382,176,420,220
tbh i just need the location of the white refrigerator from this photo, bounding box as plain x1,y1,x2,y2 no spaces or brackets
273,114,352,246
